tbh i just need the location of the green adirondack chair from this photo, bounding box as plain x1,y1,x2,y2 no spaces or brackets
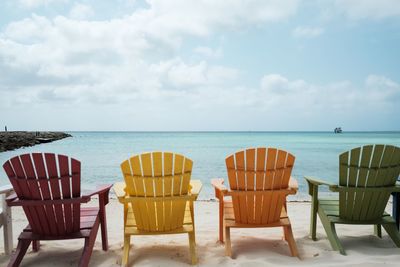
305,144,400,255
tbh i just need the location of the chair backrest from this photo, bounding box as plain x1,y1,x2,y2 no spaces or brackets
3,153,82,236
121,152,193,232
226,147,295,225
338,145,400,221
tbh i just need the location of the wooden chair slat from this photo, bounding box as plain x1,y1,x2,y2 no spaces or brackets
352,145,373,220
20,154,52,234
32,153,58,235
44,153,66,235
255,148,266,224
58,155,74,234
10,156,44,234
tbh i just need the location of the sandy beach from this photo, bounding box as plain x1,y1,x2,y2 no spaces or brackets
1,198,399,267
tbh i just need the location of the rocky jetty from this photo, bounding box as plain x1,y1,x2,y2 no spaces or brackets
0,131,72,152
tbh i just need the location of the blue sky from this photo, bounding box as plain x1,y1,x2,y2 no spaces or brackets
0,0,399,131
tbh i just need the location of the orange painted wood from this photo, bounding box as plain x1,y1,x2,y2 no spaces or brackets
235,150,247,224
255,148,266,224
214,147,298,257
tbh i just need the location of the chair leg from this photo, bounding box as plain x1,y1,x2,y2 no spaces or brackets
374,224,382,238
224,226,232,257
79,218,99,267
283,226,288,241
218,197,224,243
393,192,400,229
99,193,109,251
382,223,400,247
122,235,131,267
319,217,345,255
8,239,31,267
283,225,299,257
188,231,197,265
310,186,318,241
32,240,40,252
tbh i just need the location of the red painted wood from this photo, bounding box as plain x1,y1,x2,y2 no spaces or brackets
71,158,81,232
20,154,51,235
10,156,43,234
7,196,89,206
58,155,74,234
32,153,59,235
44,153,66,235
3,153,110,267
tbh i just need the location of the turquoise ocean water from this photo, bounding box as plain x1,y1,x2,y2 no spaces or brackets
1,132,399,200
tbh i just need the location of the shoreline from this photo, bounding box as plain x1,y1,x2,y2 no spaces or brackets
0,131,71,152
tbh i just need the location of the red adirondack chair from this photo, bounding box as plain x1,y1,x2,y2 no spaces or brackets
3,153,112,267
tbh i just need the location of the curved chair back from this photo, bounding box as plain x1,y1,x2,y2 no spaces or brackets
226,147,295,224
339,145,400,221
121,152,193,232
3,153,82,236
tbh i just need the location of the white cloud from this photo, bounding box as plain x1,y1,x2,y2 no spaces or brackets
335,0,400,19
69,3,94,20
0,0,399,130
0,0,299,84
194,46,223,59
18,0,68,8
292,26,324,38
259,74,400,121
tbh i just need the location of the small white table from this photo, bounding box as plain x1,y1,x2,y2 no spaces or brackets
0,184,14,254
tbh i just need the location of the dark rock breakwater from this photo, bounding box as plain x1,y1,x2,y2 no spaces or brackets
0,131,71,152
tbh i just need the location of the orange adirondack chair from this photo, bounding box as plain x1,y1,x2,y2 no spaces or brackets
212,147,299,257
3,153,112,267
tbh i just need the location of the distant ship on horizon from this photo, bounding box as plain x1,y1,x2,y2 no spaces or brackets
334,127,343,133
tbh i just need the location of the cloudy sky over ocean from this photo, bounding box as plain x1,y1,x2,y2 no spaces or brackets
0,0,399,131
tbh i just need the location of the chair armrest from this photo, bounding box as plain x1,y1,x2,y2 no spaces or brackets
304,176,336,187
0,184,13,195
211,178,228,192
7,196,90,206
82,184,113,198
211,178,228,199
6,193,18,202
304,176,338,197
189,180,202,198
391,184,400,193
113,182,127,203
289,176,298,190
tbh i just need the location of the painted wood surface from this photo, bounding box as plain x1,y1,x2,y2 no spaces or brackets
117,152,202,266
212,147,299,258
305,144,400,255
3,153,111,267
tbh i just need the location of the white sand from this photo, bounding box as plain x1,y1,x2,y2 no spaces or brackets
1,199,400,266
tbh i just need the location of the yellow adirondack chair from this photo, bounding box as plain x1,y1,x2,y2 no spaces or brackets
113,152,202,266
212,147,299,257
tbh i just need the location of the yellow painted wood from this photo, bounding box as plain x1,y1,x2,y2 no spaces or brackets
141,153,157,231
117,152,201,265
153,152,164,231
164,152,173,231
121,160,135,195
